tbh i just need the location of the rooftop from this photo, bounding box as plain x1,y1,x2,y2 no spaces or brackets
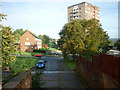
68,2,99,9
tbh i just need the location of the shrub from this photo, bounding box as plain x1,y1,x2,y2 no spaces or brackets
9,56,39,75
1,26,18,67
32,71,44,88
33,48,48,53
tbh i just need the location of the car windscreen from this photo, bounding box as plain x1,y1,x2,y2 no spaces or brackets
38,62,43,64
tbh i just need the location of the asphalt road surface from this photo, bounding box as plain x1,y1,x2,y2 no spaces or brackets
32,56,88,88
44,56,70,71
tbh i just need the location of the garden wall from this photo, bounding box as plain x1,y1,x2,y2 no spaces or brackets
2,70,32,89
76,54,120,88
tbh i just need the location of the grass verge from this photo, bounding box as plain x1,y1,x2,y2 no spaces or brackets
64,59,76,70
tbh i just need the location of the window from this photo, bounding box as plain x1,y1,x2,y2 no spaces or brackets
85,3,87,6
25,42,30,45
73,5,78,9
36,42,42,44
85,11,88,13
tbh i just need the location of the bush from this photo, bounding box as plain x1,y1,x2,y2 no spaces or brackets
32,71,44,88
9,56,39,75
83,54,92,62
33,48,48,53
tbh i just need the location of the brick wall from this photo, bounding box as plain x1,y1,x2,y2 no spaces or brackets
3,70,32,89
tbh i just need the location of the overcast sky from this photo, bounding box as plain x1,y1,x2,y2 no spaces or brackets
1,0,119,39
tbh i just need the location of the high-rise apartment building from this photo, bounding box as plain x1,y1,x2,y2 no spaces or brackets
68,2,100,22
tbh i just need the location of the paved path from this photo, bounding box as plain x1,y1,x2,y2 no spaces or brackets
41,71,86,88
44,56,70,71
32,56,87,88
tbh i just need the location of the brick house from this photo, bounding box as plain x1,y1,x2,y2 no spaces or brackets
20,30,42,52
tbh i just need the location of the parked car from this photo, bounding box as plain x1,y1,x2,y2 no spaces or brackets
41,57,47,62
36,60,45,69
34,54,42,57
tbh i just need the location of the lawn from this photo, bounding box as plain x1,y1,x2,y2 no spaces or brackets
49,48,58,51
14,51,46,56
64,59,76,70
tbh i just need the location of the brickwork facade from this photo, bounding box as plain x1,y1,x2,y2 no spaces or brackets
20,30,42,52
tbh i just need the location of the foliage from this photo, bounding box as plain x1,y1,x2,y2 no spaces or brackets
0,13,7,21
59,19,110,59
38,35,50,44
83,54,92,62
64,59,76,70
13,29,25,40
9,57,39,75
114,39,120,50
33,48,48,53
49,48,58,51
0,13,18,67
32,71,43,88
13,51,46,56
109,40,114,46
19,51,31,56
1,25,18,67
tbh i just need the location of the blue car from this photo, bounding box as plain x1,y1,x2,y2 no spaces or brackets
41,57,47,62
36,60,45,69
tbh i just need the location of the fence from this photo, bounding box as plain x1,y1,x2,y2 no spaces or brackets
77,54,120,88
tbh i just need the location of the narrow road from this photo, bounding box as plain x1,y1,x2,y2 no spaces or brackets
32,56,88,88
44,56,70,71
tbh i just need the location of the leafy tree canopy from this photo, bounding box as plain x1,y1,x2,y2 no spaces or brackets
59,19,110,59
38,35,50,45
13,29,25,40
114,39,120,50
0,13,18,66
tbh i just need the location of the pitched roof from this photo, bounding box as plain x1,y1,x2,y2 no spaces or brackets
25,30,38,38
20,30,42,41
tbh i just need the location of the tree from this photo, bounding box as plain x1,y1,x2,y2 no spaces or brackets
0,13,18,66
0,13,7,21
114,39,120,50
59,19,110,59
13,29,25,40
38,35,50,45
108,40,114,47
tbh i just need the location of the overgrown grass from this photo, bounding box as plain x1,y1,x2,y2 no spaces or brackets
64,59,76,70
32,71,44,88
10,56,39,75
